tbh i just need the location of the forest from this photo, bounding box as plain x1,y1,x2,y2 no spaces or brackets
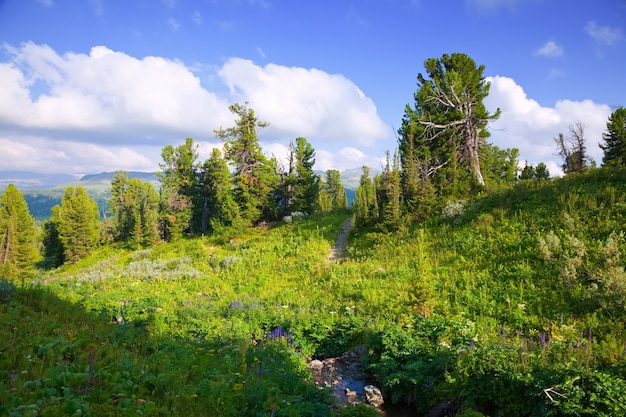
1,53,626,416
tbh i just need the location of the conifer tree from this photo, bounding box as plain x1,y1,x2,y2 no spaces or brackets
158,138,198,240
291,137,319,214
379,151,402,229
53,186,100,264
200,148,242,232
354,166,377,227
399,53,500,204
0,184,39,282
214,103,279,225
108,172,160,248
322,170,348,210
535,162,550,180
600,107,626,167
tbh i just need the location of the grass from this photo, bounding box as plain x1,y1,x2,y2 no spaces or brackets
3,169,626,416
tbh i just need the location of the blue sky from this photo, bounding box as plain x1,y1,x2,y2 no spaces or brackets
0,0,624,177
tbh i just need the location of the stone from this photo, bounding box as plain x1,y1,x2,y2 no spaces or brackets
309,359,324,372
364,385,384,407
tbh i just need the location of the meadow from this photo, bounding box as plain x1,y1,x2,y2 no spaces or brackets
3,168,626,416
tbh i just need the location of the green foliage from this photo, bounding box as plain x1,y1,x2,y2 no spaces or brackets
8,168,626,416
0,184,40,282
321,170,348,212
108,172,160,248
51,186,101,265
399,52,502,198
200,148,243,233
600,107,626,167
158,138,198,240
215,103,280,225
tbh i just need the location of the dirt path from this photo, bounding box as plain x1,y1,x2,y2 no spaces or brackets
328,217,353,261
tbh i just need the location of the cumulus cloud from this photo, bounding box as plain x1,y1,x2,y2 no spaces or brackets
218,58,390,146
485,76,612,175
0,42,231,142
585,21,623,46
0,135,157,174
0,42,390,174
536,40,564,58
315,148,384,172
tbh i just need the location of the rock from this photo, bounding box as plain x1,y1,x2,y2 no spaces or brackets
345,388,358,397
309,359,324,372
364,385,384,407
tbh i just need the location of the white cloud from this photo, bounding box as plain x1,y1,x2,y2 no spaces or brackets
0,135,157,174
0,43,391,175
485,76,612,175
37,0,54,6
585,21,623,46
315,148,384,172
218,58,390,146
536,40,564,58
0,42,231,140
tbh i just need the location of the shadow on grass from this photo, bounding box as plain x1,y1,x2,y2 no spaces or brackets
0,283,337,416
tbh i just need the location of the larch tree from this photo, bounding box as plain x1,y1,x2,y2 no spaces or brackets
600,107,626,167
53,186,100,264
0,184,39,282
214,103,279,225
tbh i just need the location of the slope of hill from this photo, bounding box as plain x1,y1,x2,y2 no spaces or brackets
3,169,626,416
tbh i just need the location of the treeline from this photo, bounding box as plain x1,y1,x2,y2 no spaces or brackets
0,103,349,275
352,53,626,231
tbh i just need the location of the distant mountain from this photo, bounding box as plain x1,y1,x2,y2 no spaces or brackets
0,171,159,220
80,171,160,184
0,171,80,190
1,169,370,219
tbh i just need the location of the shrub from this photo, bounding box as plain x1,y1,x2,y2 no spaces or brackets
441,200,466,220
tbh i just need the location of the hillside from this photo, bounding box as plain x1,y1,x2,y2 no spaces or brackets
3,169,626,416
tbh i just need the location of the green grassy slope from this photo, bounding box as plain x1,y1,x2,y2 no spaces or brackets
3,169,626,416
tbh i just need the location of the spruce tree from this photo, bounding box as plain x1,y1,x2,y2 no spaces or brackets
0,184,39,282
600,107,626,167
